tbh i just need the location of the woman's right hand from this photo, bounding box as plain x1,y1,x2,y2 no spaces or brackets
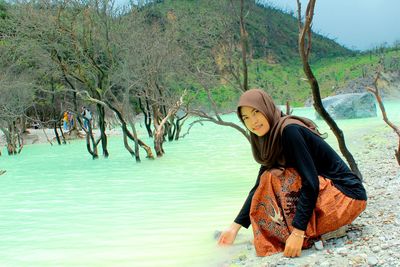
217,222,241,246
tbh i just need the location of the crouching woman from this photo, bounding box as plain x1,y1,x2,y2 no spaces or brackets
218,89,367,257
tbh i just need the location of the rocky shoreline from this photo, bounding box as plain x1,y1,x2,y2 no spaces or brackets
221,129,400,267
0,128,122,148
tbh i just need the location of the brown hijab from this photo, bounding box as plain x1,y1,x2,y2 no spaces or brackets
237,89,321,169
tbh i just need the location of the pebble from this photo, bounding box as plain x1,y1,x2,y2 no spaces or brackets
336,247,348,255
314,240,324,250
367,256,379,266
213,230,221,240
221,133,400,267
350,255,366,265
347,232,357,239
371,246,380,253
319,261,330,267
238,254,247,261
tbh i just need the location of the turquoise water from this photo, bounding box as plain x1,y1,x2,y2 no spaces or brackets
0,101,399,267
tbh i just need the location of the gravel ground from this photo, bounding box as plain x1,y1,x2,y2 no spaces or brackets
220,129,400,267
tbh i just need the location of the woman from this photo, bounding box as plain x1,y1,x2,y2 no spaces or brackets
63,111,69,131
217,89,367,258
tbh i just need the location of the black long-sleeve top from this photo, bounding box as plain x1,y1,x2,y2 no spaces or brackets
234,124,367,231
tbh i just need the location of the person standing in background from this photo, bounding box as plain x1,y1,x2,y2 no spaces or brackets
81,106,92,130
63,111,69,131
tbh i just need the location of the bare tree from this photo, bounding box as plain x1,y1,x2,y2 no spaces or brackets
78,90,155,161
175,0,251,140
115,5,189,156
366,65,400,165
5,2,82,147
296,0,362,178
0,65,35,154
230,0,250,91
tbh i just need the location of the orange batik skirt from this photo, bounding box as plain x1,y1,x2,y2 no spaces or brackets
250,168,366,256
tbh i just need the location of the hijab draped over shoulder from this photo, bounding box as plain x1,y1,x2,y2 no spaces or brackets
237,88,321,169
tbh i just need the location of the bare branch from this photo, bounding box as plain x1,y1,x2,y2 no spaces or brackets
365,70,400,165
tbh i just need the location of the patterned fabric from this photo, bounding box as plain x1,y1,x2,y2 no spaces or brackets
250,168,366,256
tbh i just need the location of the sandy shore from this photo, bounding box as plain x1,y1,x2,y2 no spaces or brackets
0,128,123,147
219,127,400,267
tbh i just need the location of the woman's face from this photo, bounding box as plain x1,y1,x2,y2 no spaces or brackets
240,106,270,136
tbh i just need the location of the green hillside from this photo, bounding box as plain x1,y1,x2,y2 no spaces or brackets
142,0,399,109
248,48,400,106
152,0,353,64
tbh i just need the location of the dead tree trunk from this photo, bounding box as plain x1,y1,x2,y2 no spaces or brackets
228,0,249,92
152,105,164,157
96,103,109,158
53,121,61,145
239,0,249,91
153,96,184,157
4,126,16,155
84,117,99,159
366,70,400,165
106,100,155,160
2,122,21,155
51,77,63,146
167,116,175,142
174,113,188,141
79,93,154,160
297,0,362,178
58,124,67,144
128,115,154,160
138,97,153,138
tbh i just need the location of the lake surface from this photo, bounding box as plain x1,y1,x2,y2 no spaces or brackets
0,101,399,267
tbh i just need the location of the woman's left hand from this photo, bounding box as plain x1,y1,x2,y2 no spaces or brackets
283,229,305,257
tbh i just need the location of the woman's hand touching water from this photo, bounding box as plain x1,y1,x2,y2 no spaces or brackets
283,228,305,257
217,222,241,246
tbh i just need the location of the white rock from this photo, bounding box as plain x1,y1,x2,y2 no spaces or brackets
381,243,390,249
371,246,380,253
319,261,330,267
314,240,324,251
367,256,379,266
347,232,357,239
350,255,366,265
336,247,348,255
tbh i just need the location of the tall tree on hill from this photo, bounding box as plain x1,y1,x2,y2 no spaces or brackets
296,0,362,178
236,0,249,91
177,0,251,140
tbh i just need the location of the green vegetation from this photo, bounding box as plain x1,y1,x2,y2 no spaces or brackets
193,48,400,108
150,0,399,108
0,0,7,19
155,0,353,63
